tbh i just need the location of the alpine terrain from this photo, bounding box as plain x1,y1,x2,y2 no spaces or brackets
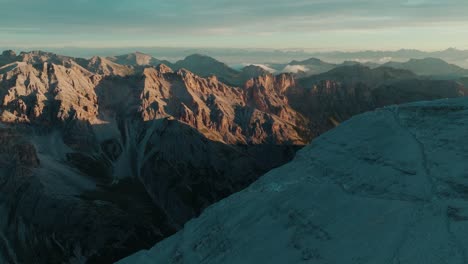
0,49,466,263
119,96,468,264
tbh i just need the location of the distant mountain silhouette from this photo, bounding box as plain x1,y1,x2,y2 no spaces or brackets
382,58,468,77
107,51,165,66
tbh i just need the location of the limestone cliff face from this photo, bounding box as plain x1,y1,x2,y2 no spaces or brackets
0,52,304,263
0,61,99,123
0,55,309,145
243,73,310,143
137,67,307,145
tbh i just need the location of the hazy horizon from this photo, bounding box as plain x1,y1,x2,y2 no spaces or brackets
3,46,468,68
2,46,467,53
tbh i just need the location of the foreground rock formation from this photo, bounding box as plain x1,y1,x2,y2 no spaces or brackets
118,97,468,264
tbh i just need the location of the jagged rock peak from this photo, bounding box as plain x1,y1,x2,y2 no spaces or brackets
290,57,325,65
245,72,295,94
155,63,173,74
276,72,296,86
177,68,195,77
89,55,104,63
17,50,77,67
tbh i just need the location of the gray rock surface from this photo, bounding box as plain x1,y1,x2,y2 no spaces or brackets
118,97,468,264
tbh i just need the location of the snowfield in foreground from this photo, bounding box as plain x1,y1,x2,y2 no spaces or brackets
118,97,468,264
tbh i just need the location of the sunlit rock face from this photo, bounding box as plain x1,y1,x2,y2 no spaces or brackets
118,97,468,264
0,51,303,263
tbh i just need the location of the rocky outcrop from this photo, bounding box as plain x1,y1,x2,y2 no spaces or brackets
244,73,305,125
0,61,99,123
0,56,308,145
118,97,468,264
97,65,308,145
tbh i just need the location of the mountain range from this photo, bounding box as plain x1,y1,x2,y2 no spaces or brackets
382,58,468,78
0,50,467,263
19,47,468,68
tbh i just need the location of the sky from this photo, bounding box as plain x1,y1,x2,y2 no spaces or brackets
1,0,468,51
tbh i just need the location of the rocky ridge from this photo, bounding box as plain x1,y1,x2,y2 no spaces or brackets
119,96,468,264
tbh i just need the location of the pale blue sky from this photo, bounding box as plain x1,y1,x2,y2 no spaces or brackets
1,0,467,50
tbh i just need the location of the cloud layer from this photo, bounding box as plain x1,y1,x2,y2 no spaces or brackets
1,0,467,49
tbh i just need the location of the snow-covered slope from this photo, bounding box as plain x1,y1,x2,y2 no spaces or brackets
118,97,468,264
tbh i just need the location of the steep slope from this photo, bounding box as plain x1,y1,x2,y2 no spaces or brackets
244,73,305,124
383,58,468,77
373,79,467,105
112,66,308,145
287,65,463,137
0,126,176,263
118,96,468,264
0,115,300,263
0,58,308,145
0,60,99,123
288,78,467,137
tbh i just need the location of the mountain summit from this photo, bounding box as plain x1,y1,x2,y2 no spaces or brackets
108,52,164,66
173,54,243,85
